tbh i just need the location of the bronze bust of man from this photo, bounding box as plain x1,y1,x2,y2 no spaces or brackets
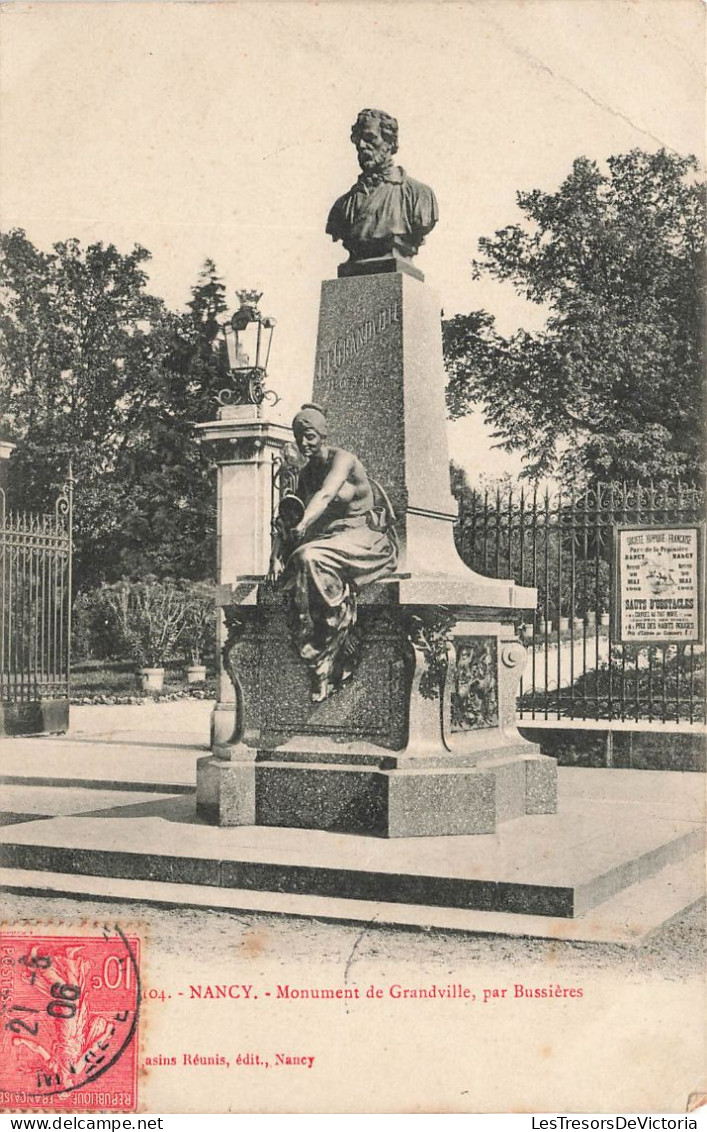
326,108,438,265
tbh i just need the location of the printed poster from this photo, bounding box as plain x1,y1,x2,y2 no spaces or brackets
616,527,702,644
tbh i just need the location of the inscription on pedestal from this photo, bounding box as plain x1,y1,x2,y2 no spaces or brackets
315,299,400,388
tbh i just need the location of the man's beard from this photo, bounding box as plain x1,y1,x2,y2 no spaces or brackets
357,155,394,187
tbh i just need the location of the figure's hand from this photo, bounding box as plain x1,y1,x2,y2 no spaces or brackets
291,522,307,542
267,558,284,586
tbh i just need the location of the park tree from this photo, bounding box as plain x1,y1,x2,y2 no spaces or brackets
108,260,229,580
444,149,705,483
186,258,229,348
0,232,225,587
0,229,175,585
0,230,166,460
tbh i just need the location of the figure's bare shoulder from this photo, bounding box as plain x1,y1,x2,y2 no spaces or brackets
330,446,358,471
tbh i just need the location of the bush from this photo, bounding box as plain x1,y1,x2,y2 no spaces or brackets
69,658,217,703
519,645,705,722
182,580,216,666
96,575,190,669
72,589,121,661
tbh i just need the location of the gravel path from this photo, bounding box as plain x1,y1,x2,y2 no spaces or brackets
3,891,704,979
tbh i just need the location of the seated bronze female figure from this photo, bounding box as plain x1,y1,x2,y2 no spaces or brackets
269,404,398,702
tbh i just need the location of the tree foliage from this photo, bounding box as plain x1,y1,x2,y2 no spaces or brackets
444,150,705,483
0,231,227,587
107,260,228,582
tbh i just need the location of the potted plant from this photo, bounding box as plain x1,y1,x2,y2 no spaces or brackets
182,581,215,684
98,576,189,692
597,589,611,627
584,559,612,628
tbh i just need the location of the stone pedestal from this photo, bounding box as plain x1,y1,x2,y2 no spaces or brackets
313,271,460,575
197,269,557,836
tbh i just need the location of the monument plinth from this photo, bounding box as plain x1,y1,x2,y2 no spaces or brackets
197,107,557,836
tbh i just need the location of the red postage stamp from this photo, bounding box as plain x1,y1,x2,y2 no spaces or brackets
0,928,140,1112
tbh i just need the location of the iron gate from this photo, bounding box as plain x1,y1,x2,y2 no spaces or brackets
0,474,73,733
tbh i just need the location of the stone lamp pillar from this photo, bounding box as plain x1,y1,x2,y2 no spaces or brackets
194,404,291,747
0,435,16,491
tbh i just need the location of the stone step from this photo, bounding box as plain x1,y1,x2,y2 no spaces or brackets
0,791,702,919
0,773,195,795
0,851,703,945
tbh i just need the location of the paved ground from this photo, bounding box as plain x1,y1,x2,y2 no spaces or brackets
1,699,705,949
1,700,213,789
1,702,705,1114
2,887,704,978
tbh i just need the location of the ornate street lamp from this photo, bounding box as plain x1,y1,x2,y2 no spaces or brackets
217,290,278,408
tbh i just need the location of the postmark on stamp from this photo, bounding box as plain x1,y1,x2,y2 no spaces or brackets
1,927,140,1111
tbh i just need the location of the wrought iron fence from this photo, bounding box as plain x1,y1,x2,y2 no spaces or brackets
0,477,73,707
455,480,705,723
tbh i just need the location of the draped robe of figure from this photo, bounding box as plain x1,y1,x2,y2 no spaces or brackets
280,450,398,699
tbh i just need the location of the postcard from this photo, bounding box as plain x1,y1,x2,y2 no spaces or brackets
0,0,704,1116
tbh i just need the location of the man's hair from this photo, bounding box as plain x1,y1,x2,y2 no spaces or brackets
350,109,399,154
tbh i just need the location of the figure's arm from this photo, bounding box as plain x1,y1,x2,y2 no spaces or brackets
407,180,439,241
267,526,286,584
292,450,354,539
326,195,347,243
268,482,306,583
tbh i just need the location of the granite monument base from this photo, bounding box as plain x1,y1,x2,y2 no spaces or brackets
196,586,557,836
197,750,556,837
2,763,702,939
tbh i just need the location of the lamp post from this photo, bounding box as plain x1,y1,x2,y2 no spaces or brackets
196,290,290,752
217,290,278,409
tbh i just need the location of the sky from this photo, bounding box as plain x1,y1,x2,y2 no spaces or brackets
0,0,703,480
